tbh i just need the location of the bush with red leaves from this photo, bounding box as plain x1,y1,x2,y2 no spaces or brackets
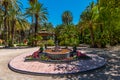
77,51,90,59
32,50,39,58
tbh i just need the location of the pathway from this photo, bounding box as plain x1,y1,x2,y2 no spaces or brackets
0,47,63,80
0,46,120,80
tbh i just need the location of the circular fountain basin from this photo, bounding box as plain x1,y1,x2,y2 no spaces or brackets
44,48,71,60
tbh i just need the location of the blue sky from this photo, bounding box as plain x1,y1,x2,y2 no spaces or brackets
20,0,96,26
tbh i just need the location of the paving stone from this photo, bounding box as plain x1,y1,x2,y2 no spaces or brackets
9,53,106,74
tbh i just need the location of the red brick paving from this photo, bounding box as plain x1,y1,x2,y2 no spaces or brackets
9,52,106,74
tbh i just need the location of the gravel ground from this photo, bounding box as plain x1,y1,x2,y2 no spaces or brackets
0,46,120,80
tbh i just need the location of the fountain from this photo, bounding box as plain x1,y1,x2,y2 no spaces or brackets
8,42,106,75
24,42,91,62
52,40,61,52
43,41,72,60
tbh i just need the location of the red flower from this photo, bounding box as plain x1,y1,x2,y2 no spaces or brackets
77,51,86,57
32,51,39,58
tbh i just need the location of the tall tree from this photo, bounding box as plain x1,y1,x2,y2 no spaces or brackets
55,24,79,47
0,0,30,46
62,11,73,25
42,22,54,32
1,0,9,46
26,0,48,46
25,0,38,34
97,0,120,45
9,7,29,45
80,2,98,47
0,0,20,46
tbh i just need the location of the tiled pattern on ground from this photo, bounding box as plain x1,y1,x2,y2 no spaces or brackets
9,52,106,74
0,46,120,80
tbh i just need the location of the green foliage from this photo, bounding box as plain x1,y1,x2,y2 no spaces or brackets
40,54,49,60
97,0,120,46
56,24,79,46
42,22,54,32
78,0,120,47
25,0,48,46
1,0,120,48
28,35,42,46
8,39,14,47
0,0,30,47
47,39,54,46
17,43,27,46
35,35,43,41
62,11,73,25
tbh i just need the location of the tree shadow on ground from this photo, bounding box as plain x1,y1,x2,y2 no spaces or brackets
51,49,120,80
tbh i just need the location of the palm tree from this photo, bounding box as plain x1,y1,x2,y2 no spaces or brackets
43,22,54,32
26,0,48,46
62,11,73,25
0,0,22,46
25,0,38,34
80,2,97,47
15,19,30,44
0,0,29,46
0,4,4,34
0,0,9,46
9,7,29,45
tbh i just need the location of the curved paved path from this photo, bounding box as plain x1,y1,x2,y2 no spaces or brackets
9,53,105,75
0,47,120,80
0,47,60,80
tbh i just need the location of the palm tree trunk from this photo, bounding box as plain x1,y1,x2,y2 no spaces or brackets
4,4,8,47
100,24,103,33
35,14,38,46
11,20,16,45
89,23,95,47
8,20,10,39
29,15,34,36
7,19,11,46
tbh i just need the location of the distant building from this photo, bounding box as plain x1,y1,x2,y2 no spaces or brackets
38,29,55,40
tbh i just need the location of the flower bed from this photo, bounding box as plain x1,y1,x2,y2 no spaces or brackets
25,49,91,63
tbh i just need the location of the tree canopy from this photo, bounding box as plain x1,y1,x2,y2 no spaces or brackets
0,0,120,47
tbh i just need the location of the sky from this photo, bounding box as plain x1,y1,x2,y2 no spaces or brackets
20,0,97,27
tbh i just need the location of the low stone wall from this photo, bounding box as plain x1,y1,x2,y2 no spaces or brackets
46,52,70,60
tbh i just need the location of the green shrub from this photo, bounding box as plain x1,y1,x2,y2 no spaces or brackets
8,40,14,47
46,39,55,46
17,43,27,46
27,35,43,46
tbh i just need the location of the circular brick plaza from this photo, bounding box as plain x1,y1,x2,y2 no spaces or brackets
8,52,106,75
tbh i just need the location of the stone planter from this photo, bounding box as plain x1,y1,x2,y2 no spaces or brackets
46,52,70,60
